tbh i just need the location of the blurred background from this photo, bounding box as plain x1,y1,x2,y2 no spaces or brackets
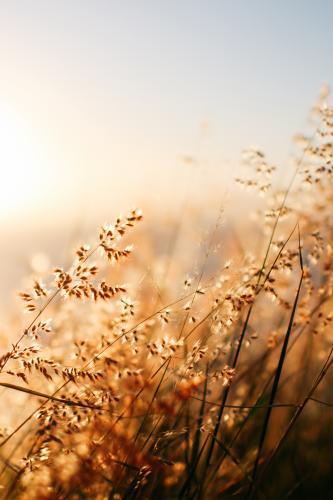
1,0,333,306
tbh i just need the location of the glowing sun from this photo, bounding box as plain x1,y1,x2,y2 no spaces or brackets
0,105,47,217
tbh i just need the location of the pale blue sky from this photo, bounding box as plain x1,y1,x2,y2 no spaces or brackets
0,1,332,221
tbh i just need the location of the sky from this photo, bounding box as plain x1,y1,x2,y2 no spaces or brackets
0,0,332,226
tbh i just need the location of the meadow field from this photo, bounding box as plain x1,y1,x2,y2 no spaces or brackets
0,89,333,499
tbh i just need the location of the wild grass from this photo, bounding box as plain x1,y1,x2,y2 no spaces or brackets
1,88,333,498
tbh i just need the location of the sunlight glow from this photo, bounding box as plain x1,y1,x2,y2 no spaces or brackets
0,105,47,217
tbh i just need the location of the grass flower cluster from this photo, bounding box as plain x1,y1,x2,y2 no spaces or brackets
1,90,333,499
